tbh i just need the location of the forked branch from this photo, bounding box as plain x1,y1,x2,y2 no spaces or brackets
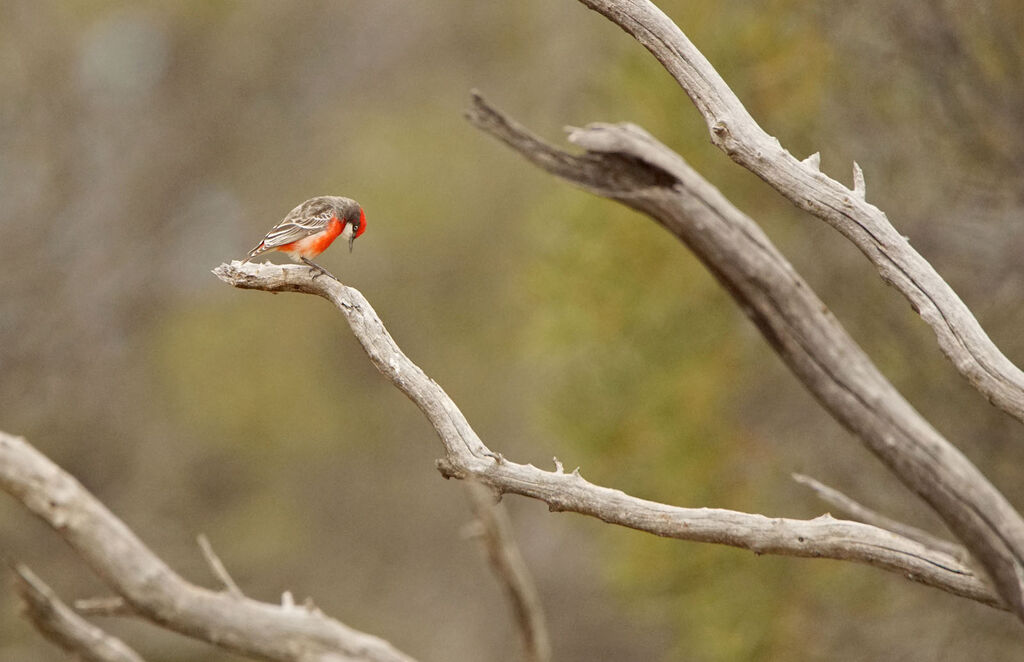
13,564,146,662
212,263,1001,610
0,432,418,662
573,0,1024,427
791,474,966,560
461,94,1024,618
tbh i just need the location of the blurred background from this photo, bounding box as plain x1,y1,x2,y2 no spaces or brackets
1,1,1023,660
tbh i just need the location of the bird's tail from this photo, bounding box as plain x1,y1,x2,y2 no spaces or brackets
240,242,268,264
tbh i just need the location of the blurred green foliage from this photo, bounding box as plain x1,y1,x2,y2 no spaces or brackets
517,1,1024,660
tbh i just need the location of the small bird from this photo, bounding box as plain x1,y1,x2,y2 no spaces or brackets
242,196,366,280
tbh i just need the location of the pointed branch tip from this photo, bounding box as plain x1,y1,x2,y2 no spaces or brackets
197,534,245,598
852,161,866,199
802,152,821,170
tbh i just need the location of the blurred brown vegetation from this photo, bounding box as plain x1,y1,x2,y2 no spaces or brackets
1,1,1022,660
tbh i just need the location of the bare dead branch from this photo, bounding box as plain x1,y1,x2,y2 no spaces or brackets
196,534,244,598
0,432,418,662
12,564,146,662
465,482,551,662
74,597,133,617
792,474,966,560
463,93,1024,620
572,0,1024,429
212,262,1003,611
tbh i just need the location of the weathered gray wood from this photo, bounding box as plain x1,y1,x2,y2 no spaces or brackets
0,433,418,662
465,481,551,662
791,473,966,560
463,95,1024,621
13,565,146,662
211,263,1002,611
573,0,1024,427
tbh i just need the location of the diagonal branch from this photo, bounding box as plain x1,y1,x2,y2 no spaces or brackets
465,481,551,662
12,564,147,662
0,432,418,662
196,534,244,598
792,473,966,561
212,262,1002,611
572,0,1024,428
462,94,1024,620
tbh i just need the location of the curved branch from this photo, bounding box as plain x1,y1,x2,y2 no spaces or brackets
573,0,1024,426
0,432,418,662
212,262,1003,611
462,95,1024,619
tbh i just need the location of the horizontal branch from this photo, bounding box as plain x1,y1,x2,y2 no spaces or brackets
0,432,418,662
212,262,1003,611
462,94,1024,619
791,473,966,560
573,0,1024,427
13,564,146,662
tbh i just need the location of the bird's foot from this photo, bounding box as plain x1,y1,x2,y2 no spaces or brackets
301,258,338,281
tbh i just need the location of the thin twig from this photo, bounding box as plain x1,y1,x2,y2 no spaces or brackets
465,481,551,662
197,534,244,598
12,564,146,662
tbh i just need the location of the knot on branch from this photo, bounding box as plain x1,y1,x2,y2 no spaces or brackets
564,122,682,191
436,458,465,480
466,92,680,196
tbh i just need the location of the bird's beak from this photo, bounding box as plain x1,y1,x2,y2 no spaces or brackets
349,234,356,252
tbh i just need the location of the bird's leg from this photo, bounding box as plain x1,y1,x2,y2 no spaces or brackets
301,257,338,281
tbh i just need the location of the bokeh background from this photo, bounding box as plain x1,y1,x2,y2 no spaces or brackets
2,1,1024,660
